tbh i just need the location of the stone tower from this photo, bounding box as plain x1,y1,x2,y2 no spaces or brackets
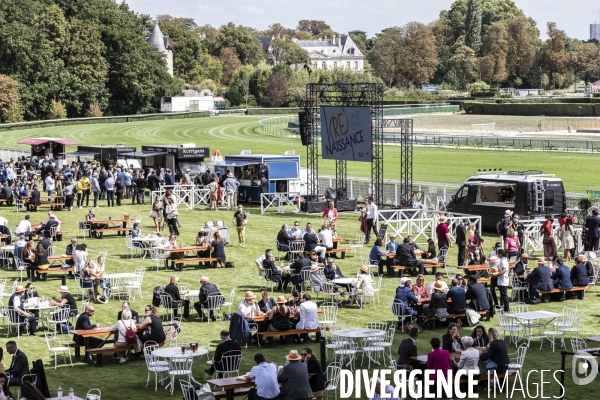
146,23,173,76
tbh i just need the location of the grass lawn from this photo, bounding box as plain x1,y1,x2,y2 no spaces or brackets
0,116,597,399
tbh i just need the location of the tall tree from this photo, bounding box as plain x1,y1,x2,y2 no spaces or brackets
448,45,478,90
0,74,20,122
367,27,403,86
296,20,331,36
269,37,308,65
538,22,568,84
572,43,600,83
264,71,288,107
158,17,204,82
464,0,482,53
478,21,508,84
398,22,439,87
219,47,241,86
263,23,295,38
216,22,264,65
506,16,535,81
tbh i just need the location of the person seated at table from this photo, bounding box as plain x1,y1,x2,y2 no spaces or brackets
193,276,221,322
442,322,464,352
73,305,103,363
347,265,373,308
31,241,49,280
296,293,320,342
423,238,437,260
307,249,325,267
117,301,139,323
447,279,467,315
136,305,166,346
527,257,554,303
301,347,326,392
579,255,595,278
267,296,293,343
430,281,449,322
246,353,280,400
466,275,490,314
86,256,108,303
385,234,400,275
195,230,211,267
289,221,303,240
277,224,292,261
238,291,260,321
480,327,509,376
65,236,77,264
73,243,88,274
25,186,40,212
278,350,314,400
551,256,572,300
427,272,448,296
111,309,137,364
323,257,344,281
397,326,426,373
0,373,15,400
8,285,37,336
455,274,468,291
513,253,529,284
37,213,59,238
263,249,289,292
394,278,418,323
210,232,226,268
411,274,428,299
0,183,14,206
426,337,453,389
49,285,78,318
396,237,425,276
15,214,32,241
569,256,589,300
22,239,34,270
304,228,326,259
317,223,334,256
204,329,242,377
258,290,277,314
368,377,401,400
85,208,106,239
290,252,311,291
5,341,28,389
22,282,39,306
457,336,480,377
471,325,489,348
308,265,324,293
369,238,389,276
130,222,145,250
164,276,189,321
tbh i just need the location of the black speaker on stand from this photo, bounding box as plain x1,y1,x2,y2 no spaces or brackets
299,111,312,146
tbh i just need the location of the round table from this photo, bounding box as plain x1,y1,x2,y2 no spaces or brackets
332,328,386,339
153,347,208,359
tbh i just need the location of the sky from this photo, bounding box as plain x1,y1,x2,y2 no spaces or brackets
123,0,600,40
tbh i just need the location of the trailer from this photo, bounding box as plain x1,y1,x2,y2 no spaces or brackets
140,144,209,181
66,145,139,170
446,170,566,229
210,151,301,204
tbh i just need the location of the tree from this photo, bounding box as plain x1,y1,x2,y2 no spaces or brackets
0,74,20,122
448,45,478,90
242,77,250,109
189,52,223,86
478,22,508,84
398,22,439,87
158,17,204,82
262,23,295,38
85,100,103,117
216,22,264,65
572,43,600,83
269,37,308,65
296,20,331,36
219,47,241,86
265,71,288,107
47,99,67,119
506,16,536,80
294,31,312,40
368,27,403,86
349,30,369,53
464,0,482,53
538,22,568,85
3,102,24,123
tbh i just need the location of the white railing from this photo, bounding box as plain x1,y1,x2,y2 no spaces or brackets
521,219,583,257
150,185,211,210
260,192,301,214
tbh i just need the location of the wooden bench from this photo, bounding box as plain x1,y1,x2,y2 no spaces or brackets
420,310,488,330
213,389,252,399
37,203,65,208
391,263,442,277
459,369,518,384
93,227,133,237
38,267,74,281
85,341,164,366
325,248,352,259
173,257,218,266
538,285,590,299
258,328,321,347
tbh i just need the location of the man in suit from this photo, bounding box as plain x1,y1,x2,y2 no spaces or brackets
276,224,292,260
6,341,28,388
204,330,241,377
396,238,425,276
38,214,59,238
291,252,311,291
194,276,221,322
527,258,554,302
385,234,400,276
446,279,467,314
278,350,313,400
65,237,78,266
73,305,103,363
585,209,600,251
397,327,426,371
456,219,468,266
466,275,490,312
117,301,139,323
26,186,41,212
1,183,13,206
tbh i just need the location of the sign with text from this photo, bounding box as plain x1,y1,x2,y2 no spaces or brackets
320,106,372,162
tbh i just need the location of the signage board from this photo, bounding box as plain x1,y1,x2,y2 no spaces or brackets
320,106,372,162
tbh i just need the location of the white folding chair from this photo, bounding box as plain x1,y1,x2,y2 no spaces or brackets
86,389,101,400
78,221,91,239
391,301,414,332
323,362,342,400
318,303,338,335
167,356,193,394
150,248,168,271
206,293,225,323
144,344,169,391
507,343,528,373
6,308,28,338
159,292,182,321
14,257,29,281
212,350,242,380
541,315,565,352
45,332,73,369
221,288,235,314
46,307,70,335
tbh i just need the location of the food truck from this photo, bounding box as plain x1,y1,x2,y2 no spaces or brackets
66,145,140,169
446,170,566,229
140,144,209,180
18,138,80,164
210,151,301,203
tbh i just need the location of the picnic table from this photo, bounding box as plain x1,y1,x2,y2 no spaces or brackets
89,218,132,237
162,245,213,270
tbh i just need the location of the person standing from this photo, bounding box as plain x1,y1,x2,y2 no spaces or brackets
363,197,378,245
208,177,219,211
91,173,100,208
260,174,269,207
233,205,247,248
44,173,55,197
224,172,240,210
540,214,557,258
105,173,115,207
585,209,600,251
436,215,452,255
560,218,575,261
493,249,510,312
455,218,468,267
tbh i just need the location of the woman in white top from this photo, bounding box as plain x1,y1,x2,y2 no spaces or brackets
457,336,480,376
74,243,88,274
347,265,373,307
45,173,55,197
560,217,575,261
112,309,136,364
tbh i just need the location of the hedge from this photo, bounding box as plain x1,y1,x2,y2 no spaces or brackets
245,108,301,115
493,98,600,104
464,102,600,116
0,111,210,132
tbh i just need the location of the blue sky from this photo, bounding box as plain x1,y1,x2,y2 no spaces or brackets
123,0,600,40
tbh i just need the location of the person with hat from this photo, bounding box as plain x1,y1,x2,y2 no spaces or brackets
194,276,221,322
347,266,373,308
277,350,314,400
238,291,260,320
246,353,280,400
232,204,247,248
430,281,449,321
436,215,452,254
224,172,240,210
426,272,448,296
266,296,293,341
204,329,241,377
526,258,554,302
8,285,37,336
499,210,513,239
49,285,78,318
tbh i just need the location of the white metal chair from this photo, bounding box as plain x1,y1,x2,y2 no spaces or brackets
86,389,101,400
167,356,193,394
348,234,365,256
221,288,235,314
371,274,383,305
50,225,59,241
507,343,528,374
150,248,168,271
44,332,73,369
6,308,28,338
144,343,169,391
289,240,305,260
321,282,340,304
46,307,70,335
318,303,338,335
125,235,140,258
300,269,312,292
74,273,94,301
210,350,242,380
372,325,396,359
541,316,565,352
180,380,195,400
78,221,91,239
165,317,182,346
391,301,414,332
206,293,225,323
498,313,523,346
17,374,37,399
159,292,182,321
323,362,342,400
14,257,29,281
0,249,11,270
560,312,584,346
511,272,529,303
14,198,24,212
124,268,144,300
333,337,357,370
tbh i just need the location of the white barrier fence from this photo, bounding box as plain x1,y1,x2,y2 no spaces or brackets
521,219,583,257
260,192,301,214
150,186,211,210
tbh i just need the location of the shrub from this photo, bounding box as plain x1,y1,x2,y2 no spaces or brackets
464,102,599,116
3,102,24,123
47,100,67,120
85,101,103,117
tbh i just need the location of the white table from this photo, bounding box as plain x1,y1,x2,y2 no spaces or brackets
153,347,208,390
505,311,562,347
132,236,163,258
181,289,200,299
1,245,14,251
104,272,138,280
332,278,356,286
332,328,386,339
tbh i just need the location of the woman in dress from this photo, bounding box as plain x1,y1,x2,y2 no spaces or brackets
560,217,575,261
136,304,166,346
347,265,373,307
268,296,292,342
210,232,226,268
321,201,338,227
540,214,557,259
112,309,137,363
89,256,108,302
151,197,164,233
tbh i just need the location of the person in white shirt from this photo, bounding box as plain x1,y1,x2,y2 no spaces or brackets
15,215,32,240
348,265,374,307
0,215,7,226
44,173,55,197
246,353,280,400
492,249,510,312
296,293,320,342
456,336,480,376
238,291,260,320
369,378,402,400
364,197,378,244
427,272,449,296
289,221,303,239
74,243,88,274
317,224,333,251
111,309,137,363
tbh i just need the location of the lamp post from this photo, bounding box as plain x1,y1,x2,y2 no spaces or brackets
540,67,543,90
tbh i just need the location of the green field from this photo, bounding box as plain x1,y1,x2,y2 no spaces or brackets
1,116,598,400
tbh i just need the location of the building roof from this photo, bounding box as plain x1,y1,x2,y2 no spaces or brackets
259,36,273,51
294,40,338,48
147,24,166,52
